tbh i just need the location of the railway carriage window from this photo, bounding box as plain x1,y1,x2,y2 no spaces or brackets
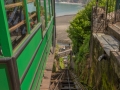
40,0,46,32
5,0,27,49
27,1,38,30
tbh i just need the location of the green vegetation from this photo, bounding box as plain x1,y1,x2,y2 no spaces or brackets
67,0,95,54
67,2,96,84
67,0,114,53
67,0,118,89
67,0,96,64
67,0,112,72
59,57,65,69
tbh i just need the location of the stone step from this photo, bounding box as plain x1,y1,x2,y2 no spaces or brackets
107,22,120,41
93,33,120,56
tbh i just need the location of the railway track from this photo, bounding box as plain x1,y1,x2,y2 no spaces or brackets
50,70,65,90
50,69,87,90
69,71,87,90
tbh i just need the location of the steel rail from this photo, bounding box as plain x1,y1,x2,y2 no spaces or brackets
67,69,71,90
53,70,65,90
50,69,86,90
69,70,87,90
50,70,65,90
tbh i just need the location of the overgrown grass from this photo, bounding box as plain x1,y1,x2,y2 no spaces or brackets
59,57,65,69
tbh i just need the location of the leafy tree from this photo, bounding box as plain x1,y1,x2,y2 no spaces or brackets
67,0,109,54
67,0,96,53
67,0,110,66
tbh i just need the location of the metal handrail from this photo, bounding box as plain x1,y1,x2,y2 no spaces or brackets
92,0,120,32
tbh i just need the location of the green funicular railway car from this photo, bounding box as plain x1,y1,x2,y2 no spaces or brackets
0,0,56,90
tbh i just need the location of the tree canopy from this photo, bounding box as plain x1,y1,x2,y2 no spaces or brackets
67,0,96,53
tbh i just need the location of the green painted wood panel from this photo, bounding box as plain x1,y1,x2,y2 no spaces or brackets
47,18,54,37
35,33,52,90
0,64,11,90
20,21,53,89
32,50,45,89
36,73,43,90
17,29,42,78
21,30,50,90
30,41,48,90
31,59,43,90
36,50,47,90
21,43,43,90
31,27,53,90
36,59,45,90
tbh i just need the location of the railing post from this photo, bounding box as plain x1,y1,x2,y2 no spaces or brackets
0,1,13,57
36,0,41,22
115,0,118,22
105,0,109,29
53,0,56,39
95,0,98,15
44,0,48,27
22,0,31,34
48,0,51,18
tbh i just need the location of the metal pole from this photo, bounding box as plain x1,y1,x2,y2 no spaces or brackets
36,0,41,22
115,0,118,22
48,0,51,18
95,0,98,15
53,0,56,38
105,0,109,28
0,0,13,56
44,0,48,27
22,0,31,33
